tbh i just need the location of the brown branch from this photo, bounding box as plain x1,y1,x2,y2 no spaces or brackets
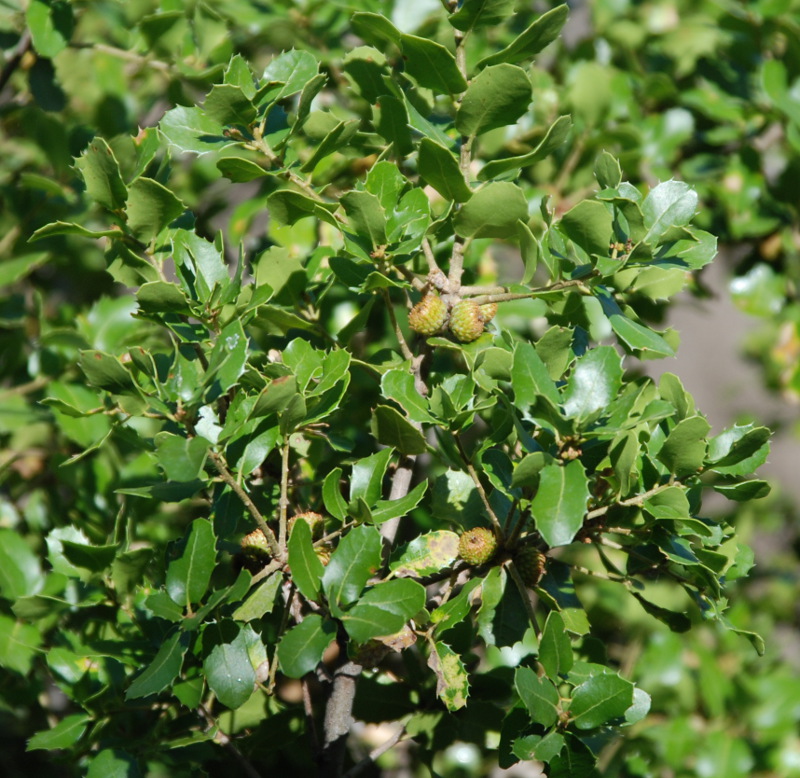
318,657,364,778
208,450,283,560
0,30,32,94
278,440,291,551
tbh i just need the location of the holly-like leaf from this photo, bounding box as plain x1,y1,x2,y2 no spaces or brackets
449,0,515,31
276,615,337,678
125,178,185,242
126,631,189,699
427,642,469,711
322,525,382,612
27,713,90,751
531,462,590,548
569,673,634,729
342,579,425,642
562,346,623,422
657,415,710,477
418,138,473,203
165,519,217,608
288,519,324,601
75,137,128,212
203,622,259,709
454,182,528,238
515,666,560,727
371,405,427,455
391,530,460,577
478,4,569,67
539,611,573,681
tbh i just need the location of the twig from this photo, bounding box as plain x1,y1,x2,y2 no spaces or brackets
585,482,674,521
455,434,503,534
70,41,171,74
278,440,291,551
379,455,418,553
507,561,541,638
342,724,408,778
421,238,441,276
380,288,414,362
208,450,282,560
0,30,32,94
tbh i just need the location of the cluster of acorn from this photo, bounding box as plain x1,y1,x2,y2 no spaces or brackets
457,526,546,588
408,294,498,343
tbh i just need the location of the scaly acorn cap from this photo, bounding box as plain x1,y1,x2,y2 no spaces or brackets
458,527,498,566
289,511,325,540
479,302,498,324
449,299,484,343
514,546,546,588
408,294,448,336
241,529,270,558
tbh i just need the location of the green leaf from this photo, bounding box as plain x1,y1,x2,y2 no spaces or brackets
30,221,119,241
449,0,515,31
427,642,469,711
343,579,425,642
657,415,710,477
596,290,676,357
341,190,387,247
137,281,191,314
454,182,528,239
530,461,590,547
203,84,257,126
512,341,560,410
262,49,320,101
371,405,427,455
712,480,770,502
374,95,413,155
570,673,634,729
267,190,340,227
125,178,185,242
159,105,228,154
165,519,217,608
562,346,623,422
478,4,569,67
400,35,467,95
350,448,393,507
539,611,573,681
79,350,137,394
203,623,257,709
538,560,589,635
642,180,698,244
391,530,460,577
477,566,529,647
321,525,382,612
126,631,189,699
559,200,614,258
27,0,73,58
418,138,473,203
27,713,90,751
707,424,770,476
322,468,348,521
631,592,691,632
515,666,560,727
455,64,532,138
0,529,43,600
277,615,337,678
431,578,482,633
479,114,572,180
730,264,785,317
75,137,128,212
371,480,428,525
154,433,208,482
60,541,118,573
232,573,282,622
300,118,360,172
381,370,437,424
85,749,142,778
595,151,622,189
0,614,42,675
288,519,324,601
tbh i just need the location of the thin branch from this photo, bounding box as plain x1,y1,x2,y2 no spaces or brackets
460,285,507,296
70,41,171,73
421,238,442,276
208,450,282,560
342,724,408,778
585,482,674,521
393,263,428,291
0,30,31,94
455,434,503,534
278,440,291,551
380,288,414,362
507,561,541,638
249,558,284,588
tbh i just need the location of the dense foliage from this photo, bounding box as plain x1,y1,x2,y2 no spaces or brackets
1,1,797,776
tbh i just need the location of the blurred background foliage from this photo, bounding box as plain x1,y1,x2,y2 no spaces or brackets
1,0,799,776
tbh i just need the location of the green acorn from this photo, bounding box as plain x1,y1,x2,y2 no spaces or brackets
289,511,325,540
449,300,484,342
408,294,448,336
458,527,498,566
514,546,546,588
479,302,498,324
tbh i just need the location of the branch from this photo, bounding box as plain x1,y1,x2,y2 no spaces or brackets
208,450,283,560
319,658,364,778
507,560,542,638
455,434,503,534
278,440,291,551
380,288,414,362
342,724,407,778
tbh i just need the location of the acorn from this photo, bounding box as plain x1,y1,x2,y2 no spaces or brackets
241,529,270,559
449,300,484,343
408,294,448,336
458,527,498,566
514,546,546,588
479,302,498,324
289,511,325,540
